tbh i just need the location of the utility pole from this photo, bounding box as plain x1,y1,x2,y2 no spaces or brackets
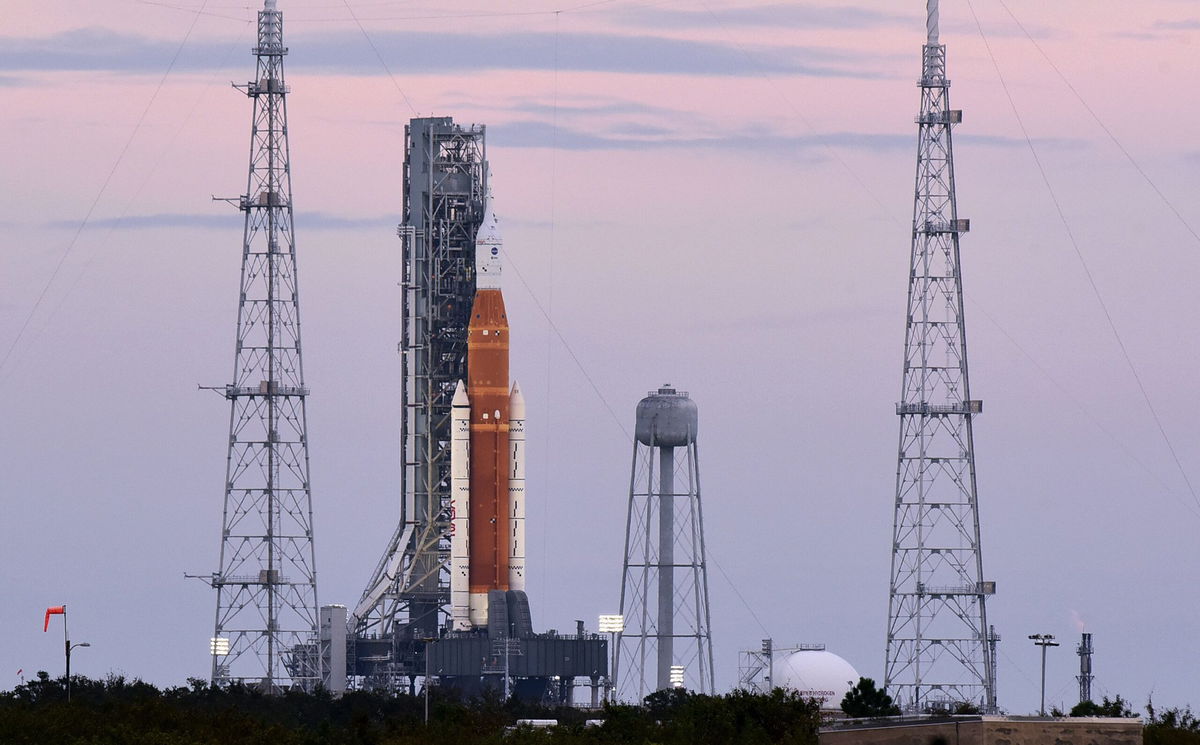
885,0,996,714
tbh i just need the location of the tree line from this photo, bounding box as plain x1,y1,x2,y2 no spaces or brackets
0,672,822,745
4,671,1198,744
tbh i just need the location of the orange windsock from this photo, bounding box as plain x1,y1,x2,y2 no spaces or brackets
43,606,64,632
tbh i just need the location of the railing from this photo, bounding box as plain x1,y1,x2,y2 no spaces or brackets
226,382,309,399
916,581,995,596
215,571,291,586
916,110,962,124
896,400,982,415
917,218,970,234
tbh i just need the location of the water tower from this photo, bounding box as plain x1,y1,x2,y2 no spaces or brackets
614,386,714,699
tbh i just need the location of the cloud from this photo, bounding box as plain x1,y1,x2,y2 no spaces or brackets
464,98,686,120
488,121,1082,154
45,213,229,230
1109,31,1173,41
44,212,397,231
0,27,883,79
957,133,1084,150
613,4,1059,41
292,30,882,79
1152,19,1200,30
0,28,205,73
490,120,906,153
616,4,918,31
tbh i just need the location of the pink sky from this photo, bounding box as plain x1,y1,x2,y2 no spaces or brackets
3,0,1200,713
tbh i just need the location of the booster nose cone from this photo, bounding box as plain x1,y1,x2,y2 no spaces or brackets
452,379,470,407
509,381,526,417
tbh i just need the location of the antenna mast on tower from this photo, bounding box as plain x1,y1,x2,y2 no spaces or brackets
207,0,319,691
1077,633,1094,704
884,0,997,713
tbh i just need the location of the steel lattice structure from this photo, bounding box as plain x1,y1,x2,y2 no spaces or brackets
615,387,714,700
884,0,997,713
208,0,319,692
353,119,487,662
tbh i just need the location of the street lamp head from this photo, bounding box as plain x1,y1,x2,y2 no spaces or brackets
79,642,91,648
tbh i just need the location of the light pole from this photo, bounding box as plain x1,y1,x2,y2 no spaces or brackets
1029,634,1059,716
599,614,624,702
66,642,90,702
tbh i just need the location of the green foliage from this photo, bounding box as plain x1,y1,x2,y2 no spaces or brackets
840,677,901,718
0,675,823,745
1070,695,1137,718
1145,700,1200,745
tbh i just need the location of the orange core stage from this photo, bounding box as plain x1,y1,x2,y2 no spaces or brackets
467,287,511,596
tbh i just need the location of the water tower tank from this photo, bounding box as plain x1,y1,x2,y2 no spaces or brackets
635,386,698,447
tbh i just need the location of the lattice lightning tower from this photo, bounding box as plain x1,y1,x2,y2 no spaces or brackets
207,0,319,691
885,0,997,713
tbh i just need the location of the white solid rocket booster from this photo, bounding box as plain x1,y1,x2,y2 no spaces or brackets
450,380,472,631
508,381,526,592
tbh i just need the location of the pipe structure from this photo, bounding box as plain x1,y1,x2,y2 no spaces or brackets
656,445,674,691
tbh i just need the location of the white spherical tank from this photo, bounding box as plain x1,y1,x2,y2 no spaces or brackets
774,650,860,711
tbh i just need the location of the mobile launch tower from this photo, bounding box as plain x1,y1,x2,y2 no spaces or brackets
204,0,319,691
346,118,605,701
354,118,488,645
884,0,998,712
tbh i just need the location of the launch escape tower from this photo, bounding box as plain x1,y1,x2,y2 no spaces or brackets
884,0,997,712
616,387,714,699
354,118,487,663
206,0,319,691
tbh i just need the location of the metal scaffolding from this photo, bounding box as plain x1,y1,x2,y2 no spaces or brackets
884,0,997,713
353,118,487,667
207,0,319,692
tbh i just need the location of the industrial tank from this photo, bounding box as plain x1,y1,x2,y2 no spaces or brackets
634,386,698,447
774,650,860,711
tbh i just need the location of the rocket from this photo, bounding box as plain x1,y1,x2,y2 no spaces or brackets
449,185,526,632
